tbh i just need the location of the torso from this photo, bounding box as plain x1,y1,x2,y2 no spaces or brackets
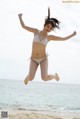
31,31,48,59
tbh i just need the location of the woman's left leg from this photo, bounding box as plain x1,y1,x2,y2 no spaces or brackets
40,58,60,81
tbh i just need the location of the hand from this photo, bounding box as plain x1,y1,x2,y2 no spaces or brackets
18,13,23,17
73,31,77,36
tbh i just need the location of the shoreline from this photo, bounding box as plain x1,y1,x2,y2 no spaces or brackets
0,109,80,119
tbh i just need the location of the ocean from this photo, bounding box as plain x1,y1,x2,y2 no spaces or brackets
0,79,80,114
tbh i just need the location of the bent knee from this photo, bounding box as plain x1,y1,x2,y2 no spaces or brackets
29,76,34,81
41,76,47,81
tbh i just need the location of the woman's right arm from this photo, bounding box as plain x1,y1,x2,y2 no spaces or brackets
18,13,38,34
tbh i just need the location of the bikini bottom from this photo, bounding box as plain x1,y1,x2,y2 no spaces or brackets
31,57,47,64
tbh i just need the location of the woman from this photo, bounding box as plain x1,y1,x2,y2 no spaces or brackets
18,8,76,85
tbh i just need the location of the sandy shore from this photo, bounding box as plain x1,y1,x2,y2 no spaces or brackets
0,110,80,119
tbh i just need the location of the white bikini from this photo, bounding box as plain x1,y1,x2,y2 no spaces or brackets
31,31,48,64
33,31,48,45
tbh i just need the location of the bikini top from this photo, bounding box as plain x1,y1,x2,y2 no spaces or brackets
33,31,48,46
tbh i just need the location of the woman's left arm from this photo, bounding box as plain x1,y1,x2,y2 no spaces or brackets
48,31,77,41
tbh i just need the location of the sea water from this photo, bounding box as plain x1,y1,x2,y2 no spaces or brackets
0,79,80,114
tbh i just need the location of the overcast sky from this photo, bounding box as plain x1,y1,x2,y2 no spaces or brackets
0,0,80,84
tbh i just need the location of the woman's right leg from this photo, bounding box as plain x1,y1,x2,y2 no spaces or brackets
24,59,38,85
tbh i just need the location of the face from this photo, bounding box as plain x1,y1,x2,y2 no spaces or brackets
44,24,53,33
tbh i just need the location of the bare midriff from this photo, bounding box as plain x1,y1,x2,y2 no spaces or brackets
31,42,47,59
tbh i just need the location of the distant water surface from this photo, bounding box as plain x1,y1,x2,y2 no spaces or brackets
0,79,80,114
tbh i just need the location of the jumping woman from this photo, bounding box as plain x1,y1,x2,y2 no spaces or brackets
18,8,76,85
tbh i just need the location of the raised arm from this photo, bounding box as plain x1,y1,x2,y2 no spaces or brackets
18,13,38,34
48,31,77,41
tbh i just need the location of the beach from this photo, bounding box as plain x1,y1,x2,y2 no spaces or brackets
0,110,80,119
0,80,80,119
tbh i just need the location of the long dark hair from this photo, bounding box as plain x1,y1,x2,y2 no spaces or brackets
44,7,60,29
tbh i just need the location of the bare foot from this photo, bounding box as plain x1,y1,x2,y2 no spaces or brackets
55,73,60,81
24,76,29,85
